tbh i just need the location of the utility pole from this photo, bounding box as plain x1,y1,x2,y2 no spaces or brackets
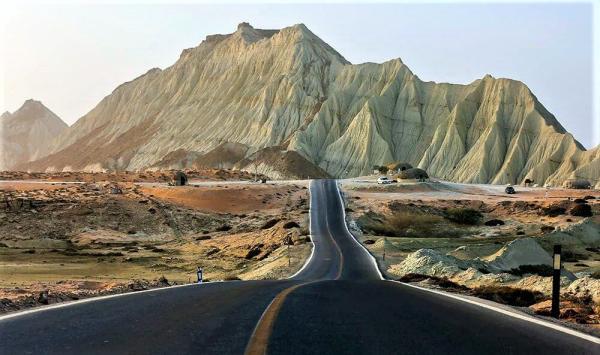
382,237,386,261
551,245,561,318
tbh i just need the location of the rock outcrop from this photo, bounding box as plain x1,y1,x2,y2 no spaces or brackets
18,23,599,185
483,238,552,271
1,100,67,170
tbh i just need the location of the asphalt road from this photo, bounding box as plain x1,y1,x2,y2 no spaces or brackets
1,179,598,354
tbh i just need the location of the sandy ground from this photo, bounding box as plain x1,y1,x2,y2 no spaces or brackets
0,169,266,183
0,172,311,313
343,176,599,202
140,183,308,214
341,176,600,329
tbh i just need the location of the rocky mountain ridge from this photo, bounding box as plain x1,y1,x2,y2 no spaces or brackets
17,23,599,186
1,100,67,170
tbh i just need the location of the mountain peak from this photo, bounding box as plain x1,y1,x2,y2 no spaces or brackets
17,99,53,116
22,98,43,108
1,99,67,170
237,22,253,31
11,99,67,128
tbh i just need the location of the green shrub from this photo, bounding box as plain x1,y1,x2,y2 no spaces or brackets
445,208,482,225
378,166,389,174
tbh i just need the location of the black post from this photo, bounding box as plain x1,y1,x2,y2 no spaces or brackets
551,245,561,318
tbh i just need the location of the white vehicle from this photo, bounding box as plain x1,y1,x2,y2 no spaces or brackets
377,176,392,184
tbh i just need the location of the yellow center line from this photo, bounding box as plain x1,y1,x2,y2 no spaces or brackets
244,282,313,355
245,182,345,355
324,194,344,280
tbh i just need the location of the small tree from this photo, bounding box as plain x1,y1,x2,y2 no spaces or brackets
378,166,389,174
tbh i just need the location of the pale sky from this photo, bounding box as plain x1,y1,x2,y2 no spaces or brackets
1,1,597,148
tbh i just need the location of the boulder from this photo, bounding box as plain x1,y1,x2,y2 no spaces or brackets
388,249,469,279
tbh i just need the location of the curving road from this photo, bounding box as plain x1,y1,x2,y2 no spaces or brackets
1,180,598,354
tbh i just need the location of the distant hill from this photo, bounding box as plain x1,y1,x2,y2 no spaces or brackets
18,23,599,186
1,100,67,170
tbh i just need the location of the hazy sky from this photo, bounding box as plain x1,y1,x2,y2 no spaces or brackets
1,2,597,147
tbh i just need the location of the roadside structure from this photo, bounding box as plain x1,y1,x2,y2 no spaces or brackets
174,171,188,186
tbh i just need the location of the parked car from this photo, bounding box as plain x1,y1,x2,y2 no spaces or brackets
377,176,392,184
505,186,516,194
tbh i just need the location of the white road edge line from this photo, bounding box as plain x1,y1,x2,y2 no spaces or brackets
336,181,600,345
0,282,202,322
394,280,600,344
335,180,384,280
287,180,315,279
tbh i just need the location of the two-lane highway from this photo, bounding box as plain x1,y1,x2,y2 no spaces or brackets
1,180,598,354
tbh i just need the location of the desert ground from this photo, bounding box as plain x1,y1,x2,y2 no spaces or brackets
341,176,600,330
0,170,311,313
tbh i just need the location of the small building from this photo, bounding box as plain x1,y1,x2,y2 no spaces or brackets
563,179,591,189
173,171,188,186
397,168,429,181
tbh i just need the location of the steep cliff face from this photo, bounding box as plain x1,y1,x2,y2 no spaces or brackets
289,68,598,186
21,23,598,186
1,100,67,170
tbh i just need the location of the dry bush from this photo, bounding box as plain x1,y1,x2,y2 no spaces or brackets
472,286,547,307
541,205,566,217
361,211,457,238
445,208,482,225
508,264,553,277
570,204,592,217
398,273,469,291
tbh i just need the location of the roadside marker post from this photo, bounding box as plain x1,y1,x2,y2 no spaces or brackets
551,245,561,318
197,267,203,284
